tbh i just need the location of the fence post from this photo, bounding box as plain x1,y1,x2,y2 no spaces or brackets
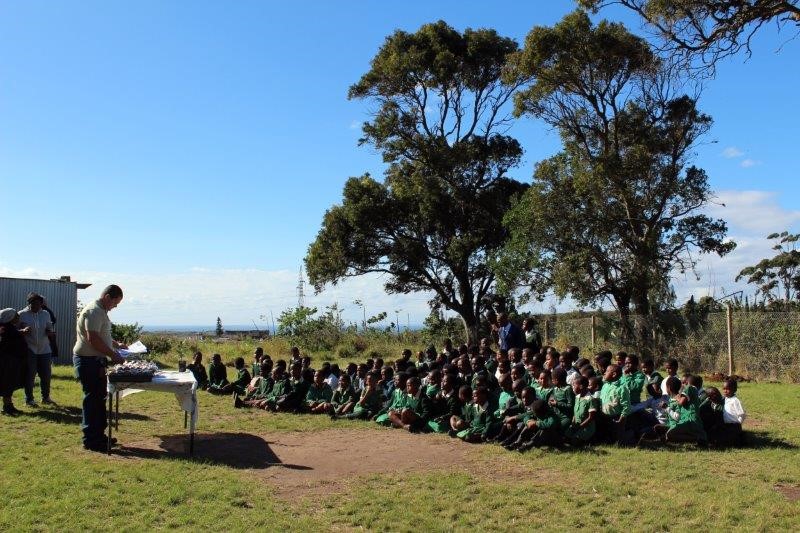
591,315,596,350
726,303,734,376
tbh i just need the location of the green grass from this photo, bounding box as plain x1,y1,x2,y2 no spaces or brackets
1,362,798,532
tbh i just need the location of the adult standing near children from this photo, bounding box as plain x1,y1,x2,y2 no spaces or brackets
18,292,56,406
0,308,30,415
73,284,126,452
497,313,522,351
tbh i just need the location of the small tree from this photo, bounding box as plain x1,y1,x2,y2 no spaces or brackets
215,317,224,337
736,232,800,306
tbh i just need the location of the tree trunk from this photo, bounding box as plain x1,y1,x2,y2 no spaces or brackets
632,288,653,358
458,309,479,345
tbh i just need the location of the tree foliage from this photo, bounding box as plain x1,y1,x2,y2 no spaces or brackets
497,11,734,349
737,231,800,304
306,21,531,342
579,0,800,71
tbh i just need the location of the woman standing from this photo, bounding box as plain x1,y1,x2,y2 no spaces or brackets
0,308,30,415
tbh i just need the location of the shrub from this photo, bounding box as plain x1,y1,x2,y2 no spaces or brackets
140,334,173,355
111,322,143,344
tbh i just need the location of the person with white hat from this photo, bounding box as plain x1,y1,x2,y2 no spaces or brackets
18,292,56,406
0,308,30,415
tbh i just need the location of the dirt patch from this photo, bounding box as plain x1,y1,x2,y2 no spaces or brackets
115,427,575,499
774,483,800,502
251,428,471,498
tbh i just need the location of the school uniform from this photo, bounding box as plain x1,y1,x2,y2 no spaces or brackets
456,401,496,441
599,379,633,445
207,361,228,389
427,389,462,433
620,370,646,406
343,387,383,420
246,375,274,401
375,388,408,425
331,386,358,410
566,393,600,443
548,385,573,430
305,382,333,409
425,383,440,399
494,390,520,419
230,368,252,395
520,405,563,448
404,390,434,431
265,377,292,405
187,362,208,389
664,393,707,443
251,362,261,378
532,383,554,402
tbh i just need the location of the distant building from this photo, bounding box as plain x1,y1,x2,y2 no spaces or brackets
0,276,91,364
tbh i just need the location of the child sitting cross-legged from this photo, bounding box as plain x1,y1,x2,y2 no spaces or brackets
374,372,409,425
387,376,433,432
325,373,358,416
455,386,497,443
498,385,536,449
305,370,334,414
715,378,746,447
641,376,707,446
209,357,250,396
515,399,564,452
564,375,599,446
206,353,228,392
427,373,462,433
335,371,383,420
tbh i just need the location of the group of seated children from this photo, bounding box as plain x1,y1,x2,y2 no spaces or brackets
186,342,747,450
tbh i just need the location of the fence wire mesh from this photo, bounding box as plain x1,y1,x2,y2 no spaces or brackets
537,311,800,382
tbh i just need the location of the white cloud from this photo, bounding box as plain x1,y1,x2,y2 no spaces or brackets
673,189,800,302
349,120,360,130
722,146,743,158
740,158,761,168
0,265,434,329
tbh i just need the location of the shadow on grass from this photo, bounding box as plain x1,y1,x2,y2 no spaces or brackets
22,406,152,424
744,431,798,450
50,373,77,381
116,432,313,470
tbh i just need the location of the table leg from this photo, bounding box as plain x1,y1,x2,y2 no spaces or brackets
184,410,187,429
189,428,194,457
115,392,120,430
107,393,113,455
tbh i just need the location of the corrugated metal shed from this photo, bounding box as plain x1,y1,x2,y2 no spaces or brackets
0,276,91,364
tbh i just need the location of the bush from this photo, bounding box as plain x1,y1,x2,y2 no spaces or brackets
111,322,143,344
140,334,173,355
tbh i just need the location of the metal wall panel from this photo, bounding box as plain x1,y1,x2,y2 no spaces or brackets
0,277,86,365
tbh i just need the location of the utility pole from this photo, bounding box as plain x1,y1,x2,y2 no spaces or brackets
296,266,306,308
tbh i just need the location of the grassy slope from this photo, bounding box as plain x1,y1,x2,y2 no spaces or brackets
1,361,798,532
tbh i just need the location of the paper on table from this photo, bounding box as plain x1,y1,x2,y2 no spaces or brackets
118,340,148,358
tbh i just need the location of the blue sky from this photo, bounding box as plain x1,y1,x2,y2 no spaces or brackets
1,1,798,327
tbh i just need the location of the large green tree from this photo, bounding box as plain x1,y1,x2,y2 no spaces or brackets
579,0,800,70
497,11,734,349
305,21,530,342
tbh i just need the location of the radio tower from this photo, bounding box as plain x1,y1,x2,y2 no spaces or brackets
297,265,306,308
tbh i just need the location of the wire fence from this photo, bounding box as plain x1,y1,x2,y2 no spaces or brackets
539,310,800,382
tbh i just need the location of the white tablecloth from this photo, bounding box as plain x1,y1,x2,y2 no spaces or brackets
107,371,199,431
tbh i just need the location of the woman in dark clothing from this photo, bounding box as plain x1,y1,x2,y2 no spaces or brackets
1,308,29,415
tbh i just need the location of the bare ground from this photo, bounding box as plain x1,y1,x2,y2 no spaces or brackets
114,427,571,499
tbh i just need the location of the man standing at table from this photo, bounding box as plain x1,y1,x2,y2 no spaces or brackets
73,284,126,452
